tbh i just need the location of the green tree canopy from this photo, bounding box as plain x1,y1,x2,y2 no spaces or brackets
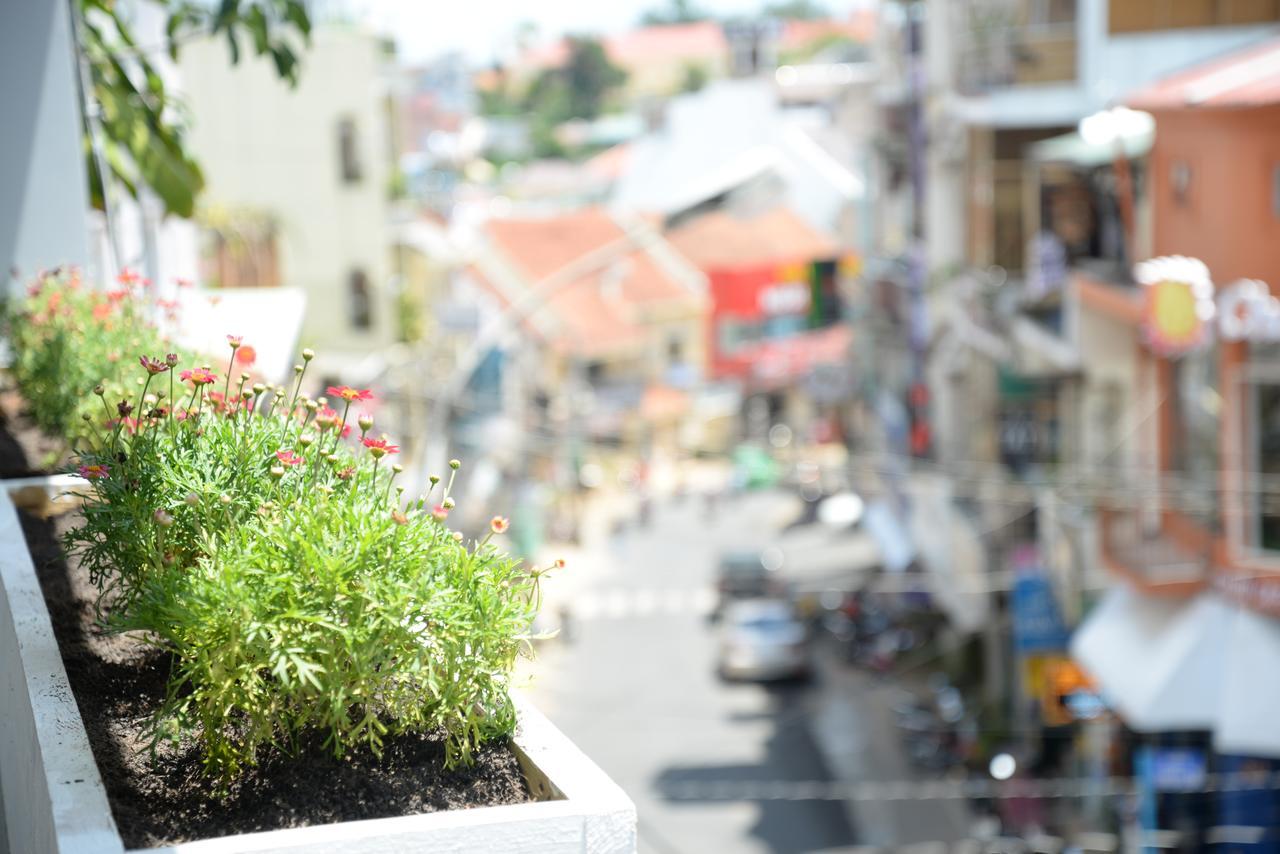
762,0,830,19
639,0,709,25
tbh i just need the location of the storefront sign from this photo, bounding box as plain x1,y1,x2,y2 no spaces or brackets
1011,546,1070,655
757,281,810,315
1135,255,1214,356
1137,255,1280,350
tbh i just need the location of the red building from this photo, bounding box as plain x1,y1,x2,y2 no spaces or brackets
667,207,850,389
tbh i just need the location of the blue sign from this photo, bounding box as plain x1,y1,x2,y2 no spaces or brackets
1142,747,1207,793
1011,573,1069,654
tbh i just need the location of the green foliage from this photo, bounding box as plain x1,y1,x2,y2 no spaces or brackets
762,0,830,19
520,36,627,159
679,62,710,93
5,269,185,445
561,37,629,120
77,0,312,218
30,329,546,784
639,0,709,25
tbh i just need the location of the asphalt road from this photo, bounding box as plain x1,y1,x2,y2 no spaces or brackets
521,489,858,854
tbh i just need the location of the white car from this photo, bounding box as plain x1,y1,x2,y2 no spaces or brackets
716,598,811,682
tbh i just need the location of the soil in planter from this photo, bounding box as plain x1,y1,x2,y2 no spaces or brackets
0,382,67,477
18,511,533,849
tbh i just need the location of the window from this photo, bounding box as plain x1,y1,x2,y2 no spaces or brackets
1255,382,1280,551
1272,164,1280,219
1171,161,1192,206
348,269,372,330
338,118,362,183
717,318,762,354
667,334,684,364
1167,347,1219,518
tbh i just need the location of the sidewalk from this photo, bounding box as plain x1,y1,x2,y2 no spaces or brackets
808,650,973,851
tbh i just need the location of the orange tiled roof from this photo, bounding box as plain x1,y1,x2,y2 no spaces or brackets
479,208,699,358
666,207,838,270
1126,36,1280,110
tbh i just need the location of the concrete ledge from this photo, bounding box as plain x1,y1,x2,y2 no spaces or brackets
0,489,123,854
0,488,636,854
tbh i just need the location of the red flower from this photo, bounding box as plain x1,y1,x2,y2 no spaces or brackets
78,463,109,480
92,303,112,321
361,437,399,459
275,449,303,467
139,355,169,375
117,268,141,287
175,277,193,289
554,558,566,570
336,466,356,481
327,385,374,403
180,367,217,386
106,289,128,304
432,504,449,521
235,345,257,367
226,334,243,348
490,516,510,534
341,425,352,439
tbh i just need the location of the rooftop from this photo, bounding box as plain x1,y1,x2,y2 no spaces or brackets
477,208,703,358
666,207,837,270
1126,36,1280,110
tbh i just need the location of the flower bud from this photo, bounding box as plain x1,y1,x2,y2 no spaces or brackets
240,372,251,383
81,413,91,422
429,475,440,485
219,494,232,505
165,353,179,367
358,413,374,433
93,384,104,396
392,463,403,474
299,433,315,448
117,400,134,417
294,364,304,375
270,466,285,479
241,389,253,401
443,497,456,510
253,383,266,395
302,348,315,361
152,509,173,527
449,459,461,470
452,531,464,542
306,400,319,413
185,492,199,506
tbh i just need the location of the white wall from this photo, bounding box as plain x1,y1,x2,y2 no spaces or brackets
178,29,395,357
0,1,90,288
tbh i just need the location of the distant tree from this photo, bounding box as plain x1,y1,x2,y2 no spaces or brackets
562,37,628,119
763,0,830,19
639,0,709,25
679,62,710,93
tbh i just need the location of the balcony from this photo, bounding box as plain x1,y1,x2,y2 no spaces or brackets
1098,501,1212,592
955,0,1078,95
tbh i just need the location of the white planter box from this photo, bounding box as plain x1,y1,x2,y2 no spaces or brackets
0,489,635,854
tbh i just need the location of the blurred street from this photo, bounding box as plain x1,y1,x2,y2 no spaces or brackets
522,480,974,854
524,486,856,854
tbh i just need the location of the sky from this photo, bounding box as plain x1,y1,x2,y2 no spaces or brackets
340,0,875,65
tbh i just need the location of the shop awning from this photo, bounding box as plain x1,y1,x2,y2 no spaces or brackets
1216,605,1280,757
905,474,990,635
1028,128,1153,168
1071,586,1228,732
1073,587,1280,757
